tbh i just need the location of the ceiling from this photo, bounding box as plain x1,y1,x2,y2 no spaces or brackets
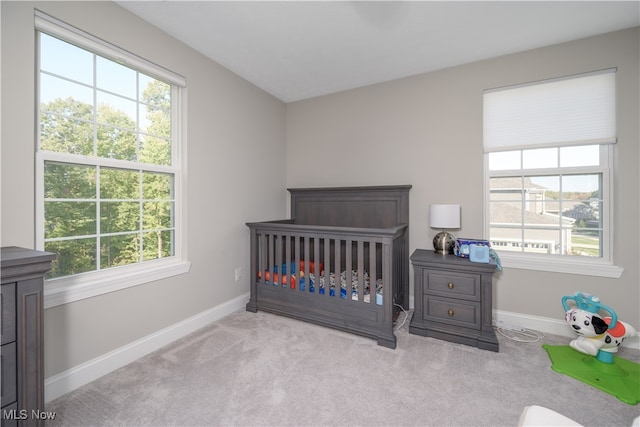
116,1,640,103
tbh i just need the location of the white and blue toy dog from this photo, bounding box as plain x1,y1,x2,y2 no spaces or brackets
563,292,636,364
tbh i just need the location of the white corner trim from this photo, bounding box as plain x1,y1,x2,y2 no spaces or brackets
44,292,250,403
493,309,639,351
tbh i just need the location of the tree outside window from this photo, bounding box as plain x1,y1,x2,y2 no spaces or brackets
39,32,176,279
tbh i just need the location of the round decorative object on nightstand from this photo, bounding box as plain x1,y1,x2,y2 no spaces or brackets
433,231,455,254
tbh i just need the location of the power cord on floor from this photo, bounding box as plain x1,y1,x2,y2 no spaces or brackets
393,303,409,330
494,326,545,343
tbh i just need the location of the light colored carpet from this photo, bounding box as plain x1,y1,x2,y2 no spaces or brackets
46,309,640,427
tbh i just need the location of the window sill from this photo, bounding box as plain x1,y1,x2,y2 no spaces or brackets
44,258,191,309
496,252,623,278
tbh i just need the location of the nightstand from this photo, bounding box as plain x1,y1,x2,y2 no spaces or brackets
409,249,499,351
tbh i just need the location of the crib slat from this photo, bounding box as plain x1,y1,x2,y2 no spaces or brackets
334,238,341,301
323,238,330,297
285,233,292,289
314,237,320,295
370,242,377,305
345,239,352,302
257,233,264,285
357,241,364,303
278,233,284,287
295,235,301,292
268,234,274,287
304,237,310,293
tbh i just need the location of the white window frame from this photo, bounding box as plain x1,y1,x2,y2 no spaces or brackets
484,146,622,278
35,11,190,308
483,70,623,278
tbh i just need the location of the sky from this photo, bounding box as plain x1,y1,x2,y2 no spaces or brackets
39,32,158,132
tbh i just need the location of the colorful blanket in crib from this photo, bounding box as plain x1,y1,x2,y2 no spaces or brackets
259,262,382,304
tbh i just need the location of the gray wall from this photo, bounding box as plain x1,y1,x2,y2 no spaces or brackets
285,27,640,326
1,1,287,377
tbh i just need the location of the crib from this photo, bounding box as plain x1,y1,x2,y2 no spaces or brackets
246,185,411,349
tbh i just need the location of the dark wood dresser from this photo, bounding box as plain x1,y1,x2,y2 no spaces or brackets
1,247,55,426
409,249,499,351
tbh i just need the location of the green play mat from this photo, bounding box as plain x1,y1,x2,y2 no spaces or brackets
543,344,640,405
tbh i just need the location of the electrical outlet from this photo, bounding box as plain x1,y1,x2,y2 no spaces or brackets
234,267,242,282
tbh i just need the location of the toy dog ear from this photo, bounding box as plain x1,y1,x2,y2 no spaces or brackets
592,316,609,335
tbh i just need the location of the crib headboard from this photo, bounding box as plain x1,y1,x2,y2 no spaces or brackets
288,185,411,228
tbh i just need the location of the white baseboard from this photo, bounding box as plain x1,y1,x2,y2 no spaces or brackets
493,309,640,351
44,292,250,403
409,297,639,351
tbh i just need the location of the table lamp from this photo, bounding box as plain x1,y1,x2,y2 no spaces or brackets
429,204,461,254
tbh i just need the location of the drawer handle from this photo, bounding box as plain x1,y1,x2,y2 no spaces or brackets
447,309,455,317
448,282,455,289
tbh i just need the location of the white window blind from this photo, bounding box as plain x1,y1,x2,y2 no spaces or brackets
483,69,616,152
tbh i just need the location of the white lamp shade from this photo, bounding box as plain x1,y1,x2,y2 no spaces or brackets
429,204,461,229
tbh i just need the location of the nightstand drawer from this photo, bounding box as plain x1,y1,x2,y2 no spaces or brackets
425,271,480,301
423,296,481,330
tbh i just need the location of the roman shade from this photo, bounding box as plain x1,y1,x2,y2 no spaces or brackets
483,69,616,153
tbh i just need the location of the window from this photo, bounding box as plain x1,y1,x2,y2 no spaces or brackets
35,12,189,307
483,69,622,278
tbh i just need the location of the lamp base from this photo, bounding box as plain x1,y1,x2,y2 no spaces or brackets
433,231,456,254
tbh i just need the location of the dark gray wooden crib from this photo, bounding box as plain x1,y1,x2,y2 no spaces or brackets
246,185,411,349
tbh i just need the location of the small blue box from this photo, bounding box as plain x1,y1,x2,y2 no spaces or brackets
469,244,490,263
